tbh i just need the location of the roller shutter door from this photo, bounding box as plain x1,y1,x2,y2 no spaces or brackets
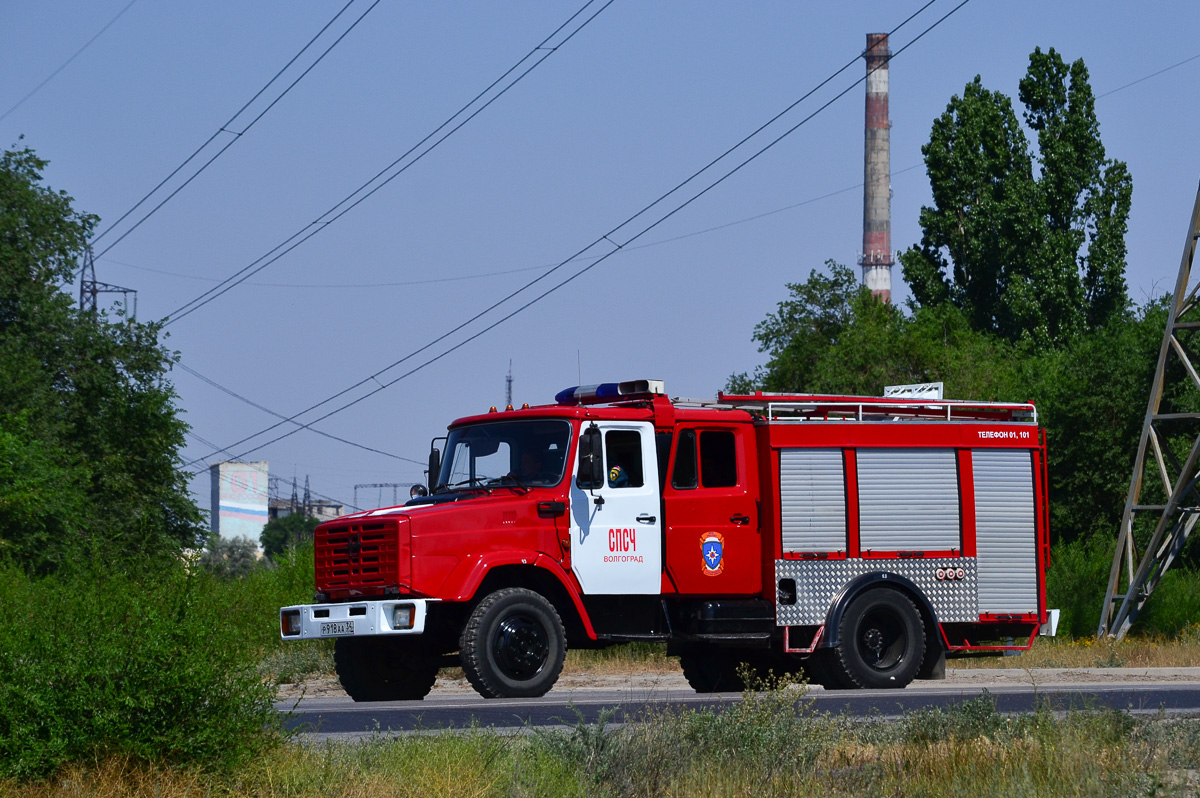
857,448,960,551
779,448,846,553
974,449,1038,613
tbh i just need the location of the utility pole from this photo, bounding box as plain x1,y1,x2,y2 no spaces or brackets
1098,180,1200,639
79,247,137,317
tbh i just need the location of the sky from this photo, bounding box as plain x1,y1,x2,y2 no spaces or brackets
3,1,1199,520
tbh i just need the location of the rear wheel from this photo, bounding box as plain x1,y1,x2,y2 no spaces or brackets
460,588,566,698
828,588,925,689
334,637,440,701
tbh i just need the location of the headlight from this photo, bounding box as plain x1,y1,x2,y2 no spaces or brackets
392,603,415,630
281,609,302,637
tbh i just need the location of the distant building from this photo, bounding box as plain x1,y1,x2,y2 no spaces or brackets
210,461,269,540
268,497,343,523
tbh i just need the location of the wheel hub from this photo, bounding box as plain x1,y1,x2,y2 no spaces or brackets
863,627,884,657
857,608,905,671
493,614,549,679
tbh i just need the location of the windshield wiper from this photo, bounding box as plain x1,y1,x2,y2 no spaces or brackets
443,477,492,492
487,474,532,492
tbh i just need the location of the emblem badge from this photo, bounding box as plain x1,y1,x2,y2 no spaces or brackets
701,532,724,576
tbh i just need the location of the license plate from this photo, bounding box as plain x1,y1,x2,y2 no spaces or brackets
321,620,354,636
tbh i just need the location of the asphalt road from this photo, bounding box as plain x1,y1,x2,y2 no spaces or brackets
280,668,1200,738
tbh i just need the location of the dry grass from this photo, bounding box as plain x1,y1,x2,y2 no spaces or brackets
6,700,1198,798
954,624,1200,669
562,642,677,675
0,734,578,798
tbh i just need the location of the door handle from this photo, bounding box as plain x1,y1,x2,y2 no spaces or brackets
636,514,657,524
730,514,750,526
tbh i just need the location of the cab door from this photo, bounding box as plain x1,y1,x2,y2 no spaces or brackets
568,421,662,594
663,424,761,595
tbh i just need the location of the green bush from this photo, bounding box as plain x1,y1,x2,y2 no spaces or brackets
0,557,283,780
1046,534,1200,639
1046,535,1112,638
1136,566,1200,636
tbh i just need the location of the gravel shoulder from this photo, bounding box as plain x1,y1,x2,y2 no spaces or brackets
277,666,1200,700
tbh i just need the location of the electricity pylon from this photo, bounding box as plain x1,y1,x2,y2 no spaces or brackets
1099,180,1200,639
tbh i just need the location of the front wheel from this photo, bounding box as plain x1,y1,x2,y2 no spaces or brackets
460,588,566,698
827,588,925,689
334,637,440,701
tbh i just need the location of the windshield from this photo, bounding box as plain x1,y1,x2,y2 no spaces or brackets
438,419,572,489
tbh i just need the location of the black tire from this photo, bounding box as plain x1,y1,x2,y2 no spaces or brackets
802,649,852,690
916,643,946,680
460,588,566,699
334,636,440,701
828,588,926,689
679,647,747,693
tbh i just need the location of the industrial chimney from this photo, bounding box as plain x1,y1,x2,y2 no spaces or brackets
861,33,892,302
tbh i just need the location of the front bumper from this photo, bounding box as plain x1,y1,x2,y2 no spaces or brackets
280,598,434,640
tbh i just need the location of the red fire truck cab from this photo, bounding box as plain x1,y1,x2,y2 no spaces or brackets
280,380,1058,700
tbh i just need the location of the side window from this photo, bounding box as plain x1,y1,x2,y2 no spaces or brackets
605,430,644,488
672,428,697,489
699,430,738,488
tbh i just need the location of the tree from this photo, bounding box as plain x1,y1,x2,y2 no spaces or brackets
727,261,865,394
260,512,319,560
0,145,202,572
728,261,1022,401
197,535,260,579
900,48,1132,347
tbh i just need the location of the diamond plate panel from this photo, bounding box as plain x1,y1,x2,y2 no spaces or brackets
774,558,978,626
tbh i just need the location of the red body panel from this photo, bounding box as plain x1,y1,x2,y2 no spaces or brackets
663,420,760,595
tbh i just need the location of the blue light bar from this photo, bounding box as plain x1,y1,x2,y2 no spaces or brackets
556,380,665,405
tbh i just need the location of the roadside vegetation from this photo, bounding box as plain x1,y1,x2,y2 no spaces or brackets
4,682,1200,797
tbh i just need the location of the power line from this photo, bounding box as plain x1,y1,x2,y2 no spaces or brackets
1096,52,1200,99
91,0,378,257
185,431,362,511
177,362,425,466
174,164,921,470
101,164,924,288
0,0,139,123
104,41,1178,291
163,0,615,326
188,0,968,469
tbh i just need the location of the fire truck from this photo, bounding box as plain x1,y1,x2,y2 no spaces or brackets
280,380,1058,700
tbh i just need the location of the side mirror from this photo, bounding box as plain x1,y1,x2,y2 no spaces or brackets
427,443,442,492
409,484,429,499
575,424,604,490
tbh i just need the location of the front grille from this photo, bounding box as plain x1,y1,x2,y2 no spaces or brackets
315,519,406,595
